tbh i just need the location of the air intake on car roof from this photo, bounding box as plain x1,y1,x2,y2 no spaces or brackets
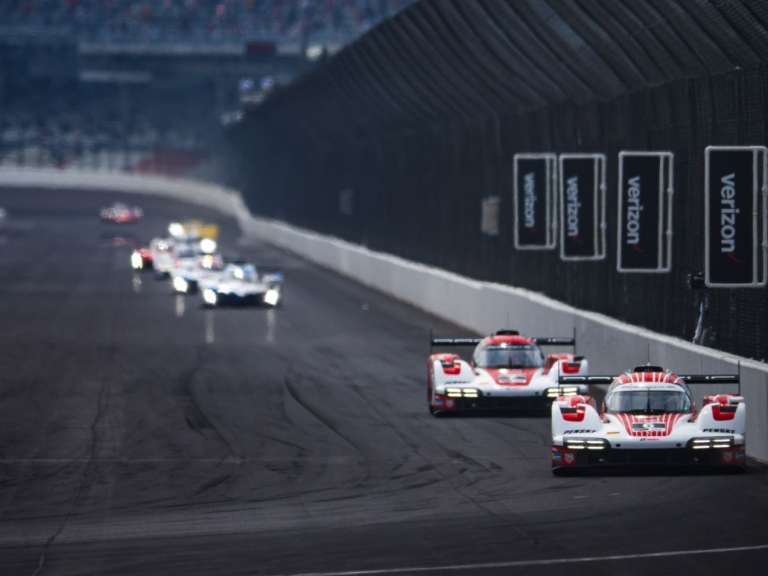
632,365,665,373
495,330,520,336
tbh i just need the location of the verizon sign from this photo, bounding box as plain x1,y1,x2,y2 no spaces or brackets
558,154,607,261
513,154,556,250
705,146,767,287
617,152,674,273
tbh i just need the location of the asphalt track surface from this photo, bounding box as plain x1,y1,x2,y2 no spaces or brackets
1,188,767,576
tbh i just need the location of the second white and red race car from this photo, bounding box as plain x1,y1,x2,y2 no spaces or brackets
551,365,745,473
427,330,589,415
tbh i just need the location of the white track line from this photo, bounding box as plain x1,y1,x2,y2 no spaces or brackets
269,544,768,576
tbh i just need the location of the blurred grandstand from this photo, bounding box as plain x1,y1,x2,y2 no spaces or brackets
0,0,413,176
0,1,411,49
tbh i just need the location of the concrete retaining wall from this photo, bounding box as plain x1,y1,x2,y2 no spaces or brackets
3,167,766,462
0,167,244,216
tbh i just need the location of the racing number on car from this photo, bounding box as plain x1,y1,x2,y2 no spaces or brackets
631,422,666,431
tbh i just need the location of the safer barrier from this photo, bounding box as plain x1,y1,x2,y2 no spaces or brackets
0,167,245,216
241,214,768,464
3,166,766,462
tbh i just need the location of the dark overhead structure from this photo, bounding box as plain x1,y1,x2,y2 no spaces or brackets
242,0,768,130
226,0,768,360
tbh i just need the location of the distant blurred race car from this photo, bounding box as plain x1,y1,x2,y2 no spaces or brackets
147,220,218,275
171,253,225,294
100,202,143,224
161,242,202,280
133,237,173,274
200,263,283,308
550,365,746,473
427,330,589,415
167,220,219,244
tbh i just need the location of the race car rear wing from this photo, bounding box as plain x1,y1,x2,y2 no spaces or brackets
534,337,576,346
431,337,483,347
430,330,575,348
678,375,740,385
558,376,614,385
559,374,740,384
558,373,741,394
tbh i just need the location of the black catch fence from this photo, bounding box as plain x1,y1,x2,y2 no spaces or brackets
223,0,768,361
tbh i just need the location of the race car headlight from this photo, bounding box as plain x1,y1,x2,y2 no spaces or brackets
547,386,579,398
203,288,218,305
445,387,480,398
130,251,143,270
168,222,184,238
688,437,734,450
263,288,280,307
199,238,217,254
201,255,215,269
565,438,609,451
173,277,189,293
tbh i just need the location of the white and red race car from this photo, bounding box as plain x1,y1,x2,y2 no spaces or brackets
551,366,745,473
100,202,143,224
427,330,589,415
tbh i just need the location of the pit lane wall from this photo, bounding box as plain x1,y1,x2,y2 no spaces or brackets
2,166,767,463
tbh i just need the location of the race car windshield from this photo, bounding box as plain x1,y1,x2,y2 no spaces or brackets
229,267,257,282
606,389,692,414
474,346,544,369
176,247,197,259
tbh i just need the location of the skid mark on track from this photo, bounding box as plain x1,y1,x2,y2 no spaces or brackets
283,367,374,497
178,347,240,460
493,419,550,444
346,379,540,547
192,473,233,497
0,378,53,517
30,375,111,576
283,372,362,453
347,384,480,497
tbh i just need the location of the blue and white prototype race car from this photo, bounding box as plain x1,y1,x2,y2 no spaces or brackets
200,263,283,308
171,253,224,294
